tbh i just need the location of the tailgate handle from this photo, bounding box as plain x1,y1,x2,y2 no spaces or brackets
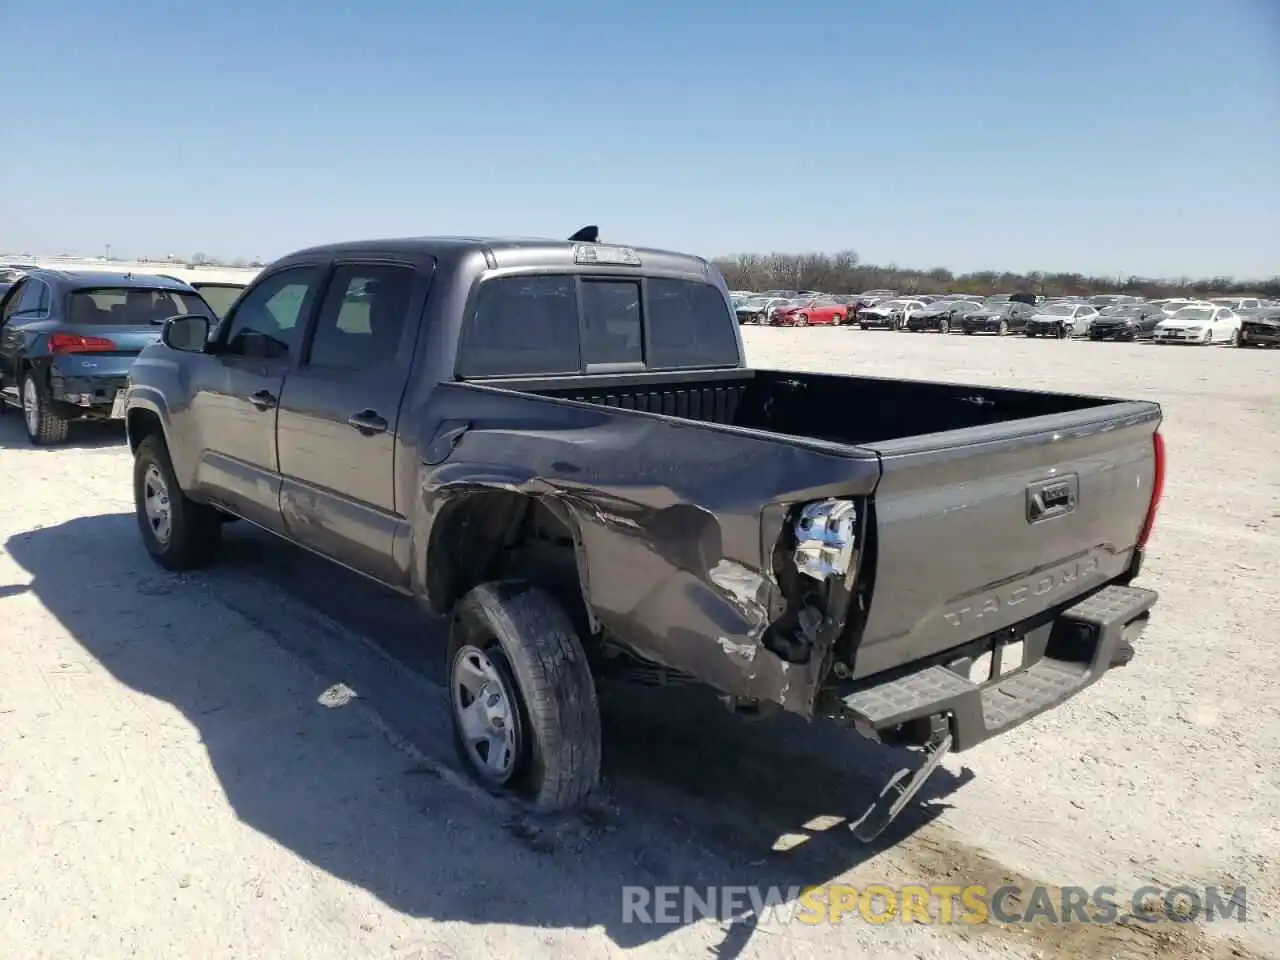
1027,475,1078,523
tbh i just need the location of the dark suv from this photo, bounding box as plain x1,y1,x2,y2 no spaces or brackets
0,270,214,444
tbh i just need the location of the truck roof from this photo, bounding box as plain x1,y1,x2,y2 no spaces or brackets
280,236,717,281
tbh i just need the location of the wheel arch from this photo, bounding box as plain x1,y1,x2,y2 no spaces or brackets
424,487,597,638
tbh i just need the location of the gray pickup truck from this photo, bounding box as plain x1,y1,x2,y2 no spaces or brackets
124,229,1165,837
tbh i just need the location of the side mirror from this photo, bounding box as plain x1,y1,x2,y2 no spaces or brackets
161,314,213,353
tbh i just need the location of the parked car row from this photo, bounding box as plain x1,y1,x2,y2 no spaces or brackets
729,286,1280,347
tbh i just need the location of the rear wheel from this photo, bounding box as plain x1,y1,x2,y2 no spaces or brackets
449,582,601,812
21,371,70,446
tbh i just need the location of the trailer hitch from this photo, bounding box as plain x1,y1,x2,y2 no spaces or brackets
848,729,953,844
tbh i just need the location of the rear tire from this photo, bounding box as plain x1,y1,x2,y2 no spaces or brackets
133,434,223,570
449,582,601,813
21,371,70,446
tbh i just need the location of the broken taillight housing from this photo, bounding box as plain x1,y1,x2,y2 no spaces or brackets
793,499,858,581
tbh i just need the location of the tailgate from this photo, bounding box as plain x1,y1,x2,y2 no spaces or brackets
852,401,1160,679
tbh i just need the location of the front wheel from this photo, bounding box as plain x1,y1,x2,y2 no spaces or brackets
133,434,223,569
1229,329,1241,346
795,315,808,327
998,320,1009,336
938,319,950,334
1025,331,1036,338
449,582,601,812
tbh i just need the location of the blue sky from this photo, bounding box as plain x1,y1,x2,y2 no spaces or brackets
2,0,1277,279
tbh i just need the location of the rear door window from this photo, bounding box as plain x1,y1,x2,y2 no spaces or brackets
15,279,50,318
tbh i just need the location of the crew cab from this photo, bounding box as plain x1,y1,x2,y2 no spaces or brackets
123,231,1164,838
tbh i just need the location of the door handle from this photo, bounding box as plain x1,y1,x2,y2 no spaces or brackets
249,389,277,411
347,409,389,435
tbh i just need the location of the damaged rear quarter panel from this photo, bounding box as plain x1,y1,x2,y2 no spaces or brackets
415,382,880,714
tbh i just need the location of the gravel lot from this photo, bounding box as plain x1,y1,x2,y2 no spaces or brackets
1,329,1276,960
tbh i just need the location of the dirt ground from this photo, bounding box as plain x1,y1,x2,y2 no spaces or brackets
0,329,1276,960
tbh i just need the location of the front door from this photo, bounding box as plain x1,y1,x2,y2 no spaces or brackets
186,263,327,531
275,260,427,586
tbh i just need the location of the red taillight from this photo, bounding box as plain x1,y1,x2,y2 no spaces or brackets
49,333,117,355
1137,431,1165,549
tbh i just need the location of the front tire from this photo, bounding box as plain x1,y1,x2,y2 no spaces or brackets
449,582,601,812
997,320,1009,336
133,434,223,570
21,371,70,446
938,319,950,334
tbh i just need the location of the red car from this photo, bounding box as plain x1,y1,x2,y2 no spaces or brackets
771,297,852,326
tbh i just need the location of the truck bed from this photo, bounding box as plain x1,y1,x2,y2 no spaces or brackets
531,367,1117,447
465,364,1160,703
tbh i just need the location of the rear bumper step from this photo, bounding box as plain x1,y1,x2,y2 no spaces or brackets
841,584,1157,751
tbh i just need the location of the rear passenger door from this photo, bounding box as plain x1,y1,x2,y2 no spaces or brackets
275,259,430,586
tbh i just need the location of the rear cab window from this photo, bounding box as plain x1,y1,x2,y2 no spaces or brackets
456,271,740,379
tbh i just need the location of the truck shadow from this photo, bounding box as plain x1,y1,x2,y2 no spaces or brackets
7,515,973,957
0,411,126,449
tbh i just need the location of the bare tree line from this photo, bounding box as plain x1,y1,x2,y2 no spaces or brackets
713,250,1279,300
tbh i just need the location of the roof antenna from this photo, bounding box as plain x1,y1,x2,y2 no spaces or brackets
568,225,599,243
